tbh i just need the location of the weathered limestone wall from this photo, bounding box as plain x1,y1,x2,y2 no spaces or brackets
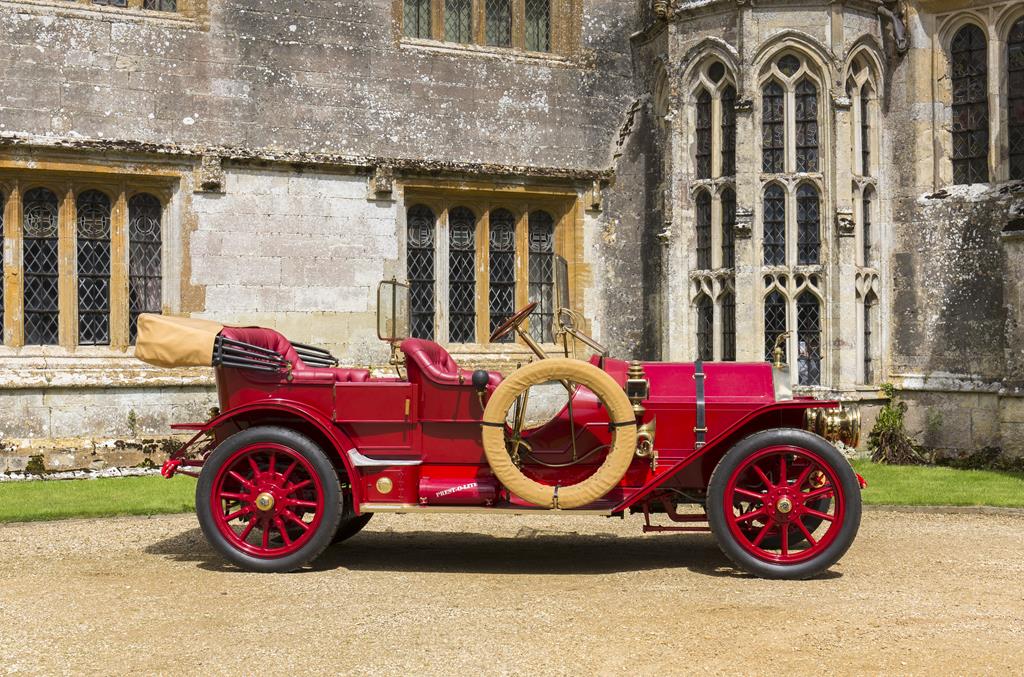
0,0,634,169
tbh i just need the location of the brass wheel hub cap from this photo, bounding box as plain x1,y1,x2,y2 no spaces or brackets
255,492,275,512
776,496,794,514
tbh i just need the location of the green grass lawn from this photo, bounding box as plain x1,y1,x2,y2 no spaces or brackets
0,475,197,523
0,462,1021,524
852,460,1024,508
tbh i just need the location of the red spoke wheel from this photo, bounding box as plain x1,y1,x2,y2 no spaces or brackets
706,428,861,579
196,426,342,573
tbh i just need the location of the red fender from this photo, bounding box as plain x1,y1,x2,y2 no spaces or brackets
165,400,365,511
613,399,838,513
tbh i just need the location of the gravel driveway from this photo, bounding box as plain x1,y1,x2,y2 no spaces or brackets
1,508,1022,675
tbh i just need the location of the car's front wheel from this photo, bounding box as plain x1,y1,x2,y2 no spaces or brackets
706,428,862,580
196,426,342,573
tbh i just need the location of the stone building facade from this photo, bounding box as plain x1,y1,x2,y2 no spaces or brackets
0,0,1021,472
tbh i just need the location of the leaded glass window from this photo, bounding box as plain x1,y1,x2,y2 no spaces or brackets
23,187,59,345
695,89,712,179
445,0,473,43
696,295,713,361
695,190,712,269
950,24,990,184
796,183,820,265
721,85,737,177
795,78,818,172
404,0,431,39
76,190,111,346
763,184,785,266
1009,19,1024,180
764,289,787,362
528,210,555,343
762,81,785,173
407,205,436,340
721,187,736,269
448,207,477,342
797,292,821,386
485,0,512,47
525,0,550,52
488,208,516,342
860,86,871,176
863,292,876,384
93,0,127,6
778,55,800,77
721,290,736,361
128,193,162,344
862,186,874,267
143,0,176,10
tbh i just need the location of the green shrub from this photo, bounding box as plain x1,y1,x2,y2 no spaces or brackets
868,383,926,465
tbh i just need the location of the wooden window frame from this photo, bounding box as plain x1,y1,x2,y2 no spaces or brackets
402,182,581,348
0,172,170,352
396,0,580,56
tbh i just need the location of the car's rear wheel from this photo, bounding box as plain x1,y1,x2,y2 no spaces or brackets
196,426,341,573
706,428,861,580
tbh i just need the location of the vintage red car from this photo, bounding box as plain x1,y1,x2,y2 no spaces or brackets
139,279,863,579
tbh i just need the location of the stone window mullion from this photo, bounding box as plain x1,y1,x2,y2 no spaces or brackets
786,184,796,267
3,183,21,346
475,206,490,344
851,89,863,176
435,205,450,344
511,0,526,50
712,293,722,361
514,208,529,348
58,185,77,348
110,186,130,349
710,190,722,269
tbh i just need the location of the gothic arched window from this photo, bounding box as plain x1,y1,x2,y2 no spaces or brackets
763,184,786,266
1008,18,1024,180
448,206,477,343
488,208,516,342
23,187,60,345
528,210,555,343
860,84,872,176
721,289,736,361
796,183,820,265
721,85,737,177
407,204,436,340
797,291,821,386
862,185,874,267
950,24,990,184
696,294,713,361
695,89,712,179
764,289,787,361
695,190,712,269
795,78,819,172
76,189,112,346
721,187,736,269
762,81,785,173
128,193,163,344
863,291,877,384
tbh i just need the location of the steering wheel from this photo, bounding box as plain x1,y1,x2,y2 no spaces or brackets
489,302,538,343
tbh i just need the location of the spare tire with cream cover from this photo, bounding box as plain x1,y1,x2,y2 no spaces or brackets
480,358,637,509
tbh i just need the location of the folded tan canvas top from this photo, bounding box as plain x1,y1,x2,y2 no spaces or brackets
135,314,225,368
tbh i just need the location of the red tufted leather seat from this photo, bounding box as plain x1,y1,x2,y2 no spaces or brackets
219,327,370,382
400,338,502,388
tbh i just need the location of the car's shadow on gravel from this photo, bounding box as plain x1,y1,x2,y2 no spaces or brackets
145,525,840,579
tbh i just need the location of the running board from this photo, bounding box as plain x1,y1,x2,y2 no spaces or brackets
360,502,615,516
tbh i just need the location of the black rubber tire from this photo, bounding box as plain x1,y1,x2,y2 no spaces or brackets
196,426,342,573
331,490,373,544
706,428,862,580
